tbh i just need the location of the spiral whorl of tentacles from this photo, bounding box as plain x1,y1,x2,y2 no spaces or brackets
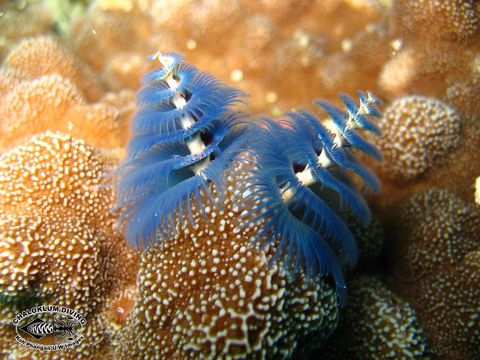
237,93,382,301
115,53,246,249
116,53,382,303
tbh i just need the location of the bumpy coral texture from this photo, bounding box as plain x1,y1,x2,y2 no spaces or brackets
0,36,133,150
392,189,480,279
65,0,387,114
5,36,104,101
376,95,461,181
417,251,480,359
0,1,52,60
317,276,428,360
118,172,340,359
0,74,132,150
389,189,480,359
0,0,480,358
0,132,138,358
395,0,479,42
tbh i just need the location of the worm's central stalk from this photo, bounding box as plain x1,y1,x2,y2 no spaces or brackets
158,54,209,175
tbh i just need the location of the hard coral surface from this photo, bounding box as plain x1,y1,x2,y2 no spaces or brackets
377,96,462,181
118,170,340,359
0,132,138,358
389,189,480,359
0,0,479,359
318,276,428,360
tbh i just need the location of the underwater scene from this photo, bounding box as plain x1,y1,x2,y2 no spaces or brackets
0,0,479,359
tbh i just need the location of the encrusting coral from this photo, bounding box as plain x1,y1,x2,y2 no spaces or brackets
391,189,480,280
376,95,462,181
416,251,480,359
118,176,340,358
0,36,133,150
5,36,104,101
394,0,480,43
371,92,480,208
317,276,428,360
388,189,480,359
0,132,138,358
0,74,130,151
0,0,480,359
0,1,53,60
346,214,384,267
64,0,389,114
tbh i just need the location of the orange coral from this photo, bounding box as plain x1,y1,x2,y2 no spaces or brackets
102,52,150,90
68,4,152,71
388,189,480,359
318,276,428,360
0,131,138,358
66,0,386,114
118,170,340,359
0,66,28,97
0,1,52,60
376,95,462,182
0,0,479,358
0,73,131,150
395,0,480,43
5,36,104,101
0,75,83,147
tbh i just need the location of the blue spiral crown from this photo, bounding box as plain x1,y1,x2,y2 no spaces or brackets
237,92,382,302
115,52,247,249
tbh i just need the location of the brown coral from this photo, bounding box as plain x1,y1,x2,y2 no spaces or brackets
65,0,387,114
5,36,104,101
0,131,138,358
376,95,462,182
1,0,480,358
416,251,480,359
118,170,340,359
395,0,480,43
317,276,428,360
347,214,384,266
389,189,480,359
0,74,131,150
391,189,480,280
